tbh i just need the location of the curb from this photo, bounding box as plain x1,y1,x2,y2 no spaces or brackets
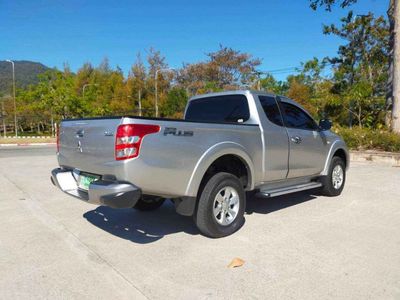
350,150,400,166
0,143,56,147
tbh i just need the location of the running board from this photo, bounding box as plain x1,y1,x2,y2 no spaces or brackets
257,182,322,198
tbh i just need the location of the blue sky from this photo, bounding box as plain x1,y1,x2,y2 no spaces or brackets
0,0,387,80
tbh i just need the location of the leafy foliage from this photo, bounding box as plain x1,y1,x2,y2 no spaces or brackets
334,126,400,152
309,0,357,11
178,45,261,94
259,74,288,95
324,12,389,127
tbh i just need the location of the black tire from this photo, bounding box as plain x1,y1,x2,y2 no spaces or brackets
320,156,346,196
194,172,246,238
133,195,165,211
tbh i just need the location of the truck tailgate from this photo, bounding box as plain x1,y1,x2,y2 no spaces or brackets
58,118,122,172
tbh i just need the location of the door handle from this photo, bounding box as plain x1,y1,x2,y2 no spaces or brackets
291,136,302,144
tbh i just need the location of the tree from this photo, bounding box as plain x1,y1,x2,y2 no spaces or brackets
310,0,357,11
178,45,261,94
207,45,262,88
324,12,389,91
127,53,146,116
108,67,129,114
147,48,169,117
286,77,315,115
259,74,288,95
310,0,400,132
298,57,326,88
160,87,188,118
323,11,389,127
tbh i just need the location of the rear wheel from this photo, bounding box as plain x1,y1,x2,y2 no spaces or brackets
194,172,246,238
320,156,346,196
133,195,165,211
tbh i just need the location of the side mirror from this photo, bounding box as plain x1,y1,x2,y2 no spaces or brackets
319,119,332,131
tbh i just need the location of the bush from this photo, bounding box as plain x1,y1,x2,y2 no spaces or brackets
333,126,400,152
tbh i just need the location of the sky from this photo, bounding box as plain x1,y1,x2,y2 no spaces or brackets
0,0,388,80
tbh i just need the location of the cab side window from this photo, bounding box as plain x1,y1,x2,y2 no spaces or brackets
280,102,318,130
259,96,284,127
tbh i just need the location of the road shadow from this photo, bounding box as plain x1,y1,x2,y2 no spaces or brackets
246,189,319,215
83,201,199,244
83,190,319,244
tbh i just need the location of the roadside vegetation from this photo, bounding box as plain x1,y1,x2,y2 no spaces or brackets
0,1,399,151
334,126,400,152
0,137,55,144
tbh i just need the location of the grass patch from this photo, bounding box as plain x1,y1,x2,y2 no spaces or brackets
0,137,56,144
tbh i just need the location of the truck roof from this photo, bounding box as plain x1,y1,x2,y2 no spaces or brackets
188,89,298,107
189,89,284,102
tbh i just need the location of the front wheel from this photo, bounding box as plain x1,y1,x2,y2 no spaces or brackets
133,195,165,211
320,156,346,196
194,172,246,238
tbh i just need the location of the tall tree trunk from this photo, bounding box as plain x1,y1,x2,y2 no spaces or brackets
392,0,400,133
138,89,142,117
51,109,54,137
1,100,6,137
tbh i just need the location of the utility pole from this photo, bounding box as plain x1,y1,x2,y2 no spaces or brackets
390,0,400,133
6,60,17,137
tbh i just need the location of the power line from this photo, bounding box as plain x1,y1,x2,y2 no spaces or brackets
261,66,300,74
260,61,337,75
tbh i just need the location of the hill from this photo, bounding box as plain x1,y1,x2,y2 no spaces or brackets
0,60,50,95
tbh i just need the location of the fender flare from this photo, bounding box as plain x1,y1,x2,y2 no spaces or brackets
185,142,255,197
321,140,350,176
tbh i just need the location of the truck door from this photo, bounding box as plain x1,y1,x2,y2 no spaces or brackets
258,95,289,181
279,99,326,178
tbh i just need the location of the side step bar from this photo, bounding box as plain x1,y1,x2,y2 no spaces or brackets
257,182,322,198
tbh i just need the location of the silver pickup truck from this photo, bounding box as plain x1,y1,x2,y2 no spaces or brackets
51,90,349,238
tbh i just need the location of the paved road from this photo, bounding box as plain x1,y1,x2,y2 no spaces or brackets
0,146,399,299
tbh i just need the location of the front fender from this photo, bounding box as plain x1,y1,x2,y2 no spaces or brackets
185,142,255,197
321,139,349,176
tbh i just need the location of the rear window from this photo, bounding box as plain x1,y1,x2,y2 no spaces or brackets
185,95,250,123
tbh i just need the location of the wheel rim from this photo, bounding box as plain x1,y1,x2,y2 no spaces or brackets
212,186,240,226
332,165,344,190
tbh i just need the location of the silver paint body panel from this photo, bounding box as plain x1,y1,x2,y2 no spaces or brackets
57,90,348,198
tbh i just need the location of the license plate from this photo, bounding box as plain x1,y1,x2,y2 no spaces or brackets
78,173,100,191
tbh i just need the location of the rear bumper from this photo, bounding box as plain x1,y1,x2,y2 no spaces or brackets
51,168,141,208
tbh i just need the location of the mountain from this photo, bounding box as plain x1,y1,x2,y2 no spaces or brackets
0,60,50,95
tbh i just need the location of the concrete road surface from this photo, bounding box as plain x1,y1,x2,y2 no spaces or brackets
0,145,399,299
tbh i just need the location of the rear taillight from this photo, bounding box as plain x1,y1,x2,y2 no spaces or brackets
56,125,60,153
115,124,160,160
